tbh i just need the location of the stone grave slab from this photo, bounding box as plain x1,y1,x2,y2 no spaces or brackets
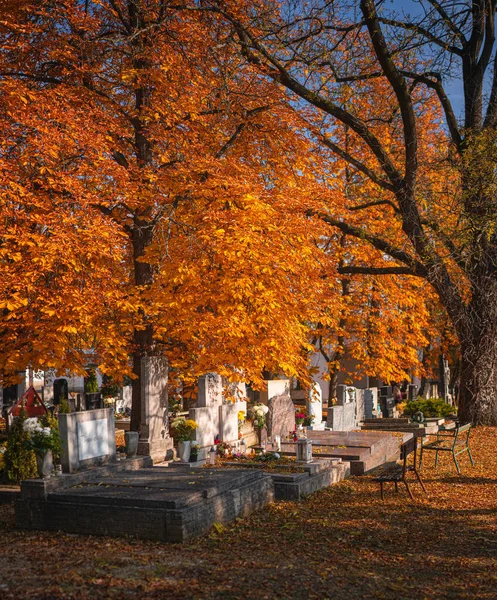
15,463,274,543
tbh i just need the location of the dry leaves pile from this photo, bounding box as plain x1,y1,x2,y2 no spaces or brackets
1,427,496,600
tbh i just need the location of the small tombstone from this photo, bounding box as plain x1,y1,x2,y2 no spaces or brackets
259,379,290,404
364,389,374,419
306,383,323,426
408,384,418,401
59,407,117,473
53,378,69,405
266,394,296,439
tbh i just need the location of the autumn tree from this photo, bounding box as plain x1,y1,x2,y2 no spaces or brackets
0,1,333,428
206,0,497,425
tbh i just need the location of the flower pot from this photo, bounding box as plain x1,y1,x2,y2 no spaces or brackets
125,431,139,458
36,450,53,479
177,440,191,462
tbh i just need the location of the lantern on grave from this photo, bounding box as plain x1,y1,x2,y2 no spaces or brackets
209,446,217,465
296,438,312,463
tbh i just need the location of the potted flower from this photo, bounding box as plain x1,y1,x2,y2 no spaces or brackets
248,403,269,445
170,417,198,462
303,413,315,428
189,441,200,462
23,416,60,478
295,410,306,428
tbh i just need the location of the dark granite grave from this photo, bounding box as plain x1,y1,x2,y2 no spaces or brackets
15,459,273,543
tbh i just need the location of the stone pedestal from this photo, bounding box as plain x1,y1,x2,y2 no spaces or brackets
137,357,173,463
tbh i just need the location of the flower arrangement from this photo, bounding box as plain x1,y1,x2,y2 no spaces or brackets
295,410,306,426
249,403,269,430
189,441,200,461
169,417,198,442
237,410,246,438
303,413,315,427
22,416,60,457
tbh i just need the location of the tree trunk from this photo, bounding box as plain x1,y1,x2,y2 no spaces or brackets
130,216,155,433
456,275,497,425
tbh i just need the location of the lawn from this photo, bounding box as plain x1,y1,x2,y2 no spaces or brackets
1,427,496,600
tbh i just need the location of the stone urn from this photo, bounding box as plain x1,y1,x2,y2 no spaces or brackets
177,440,191,462
36,450,53,479
125,431,139,458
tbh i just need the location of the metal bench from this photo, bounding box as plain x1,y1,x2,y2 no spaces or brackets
419,422,474,475
372,436,426,500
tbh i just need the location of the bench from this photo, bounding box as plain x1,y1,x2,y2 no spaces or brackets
372,436,426,500
419,422,474,475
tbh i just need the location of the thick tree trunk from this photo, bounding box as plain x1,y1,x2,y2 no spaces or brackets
458,342,497,425
130,217,155,433
457,292,497,425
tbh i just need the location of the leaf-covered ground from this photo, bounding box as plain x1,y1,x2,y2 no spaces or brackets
1,427,496,600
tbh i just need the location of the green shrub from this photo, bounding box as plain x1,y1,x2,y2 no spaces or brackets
403,398,454,418
5,409,37,483
84,368,99,393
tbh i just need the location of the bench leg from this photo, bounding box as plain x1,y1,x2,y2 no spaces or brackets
379,481,384,501
453,452,461,475
419,445,423,469
414,469,427,494
403,479,414,500
435,449,439,468
394,481,398,494
467,446,475,466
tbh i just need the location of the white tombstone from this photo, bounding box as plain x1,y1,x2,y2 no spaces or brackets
137,356,173,463
197,373,223,408
219,401,246,443
306,382,323,427
260,379,290,404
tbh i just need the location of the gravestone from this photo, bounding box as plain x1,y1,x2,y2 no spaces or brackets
266,394,295,439
327,402,356,431
219,401,246,443
364,389,374,419
336,384,347,406
306,383,324,428
53,378,69,405
259,379,290,404
197,373,223,408
58,407,116,473
137,356,173,463
408,384,418,401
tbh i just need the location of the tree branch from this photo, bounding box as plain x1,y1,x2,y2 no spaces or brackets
338,265,423,276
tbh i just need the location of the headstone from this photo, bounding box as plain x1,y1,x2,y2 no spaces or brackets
355,388,366,422
380,385,392,397
266,394,295,439
259,379,290,404
58,407,116,473
137,356,173,463
336,384,347,405
364,389,374,419
197,373,223,408
306,383,323,426
219,401,247,443
53,378,69,405
327,402,356,431
190,406,219,459
408,384,418,401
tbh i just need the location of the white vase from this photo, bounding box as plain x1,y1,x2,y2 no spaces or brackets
36,450,53,479
177,440,191,462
